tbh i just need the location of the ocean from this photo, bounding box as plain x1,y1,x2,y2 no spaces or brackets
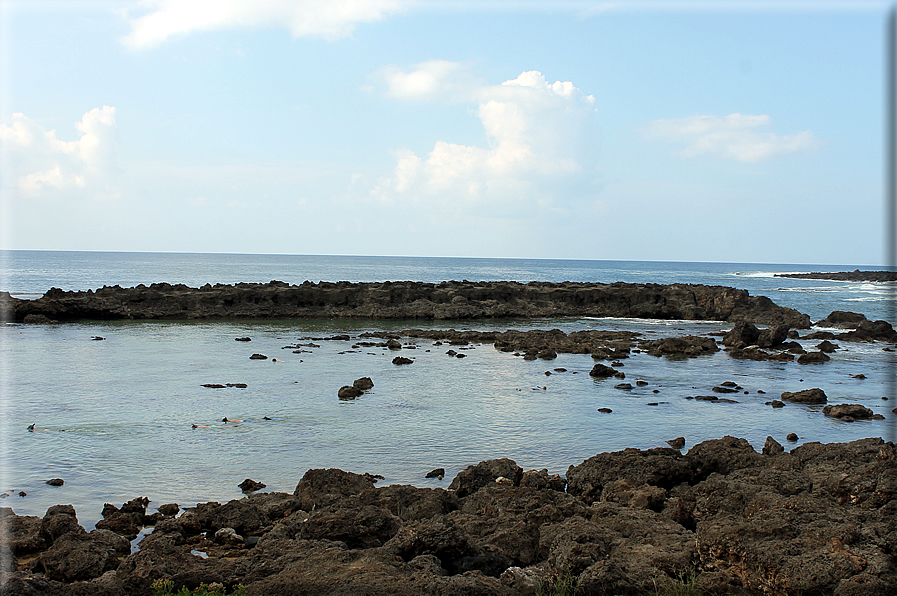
1,251,895,528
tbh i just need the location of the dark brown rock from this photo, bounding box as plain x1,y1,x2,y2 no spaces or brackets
293,468,377,511
11,280,812,327
448,459,523,498
589,363,618,378
337,385,363,399
781,388,828,404
822,404,875,420
353,377,374,391
798,350,832,364
36,529,129,582
238,479,266,493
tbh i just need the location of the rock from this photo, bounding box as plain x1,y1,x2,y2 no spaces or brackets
614,383,632,390
519,468,566,491
815,310,868,328
666,437,685,449
23,313,53,324
392,356,413,365
762,436,784,456
13,281,812,327
45,478,64,486
766,400,785,408
756,325,790,348
36,529,129,582
838,319,897,342
597,408,613,413
235,337,251,341
687,436,765,477
500,566,539,595
638,335,719,357
781,388,828,404
786,433,799,441
213,527,244,545
822,404,874,420
448,458,523,498
238,478,266,493
1,509,48,555
536,349,557,360
41,504,86,543
158,503,179,516
816,340,839,352
636,380,648,386
353,377,374,391
297,502,401,549
712,385,739,393
249,353,267,360
425,468,445,479
387,339,402,350
722,321,760,347
201,383,226,388
293,468,377,511
338,385,363,399
600,479,667,511
589,364,618,378
566,447,692,504
727,347,795,361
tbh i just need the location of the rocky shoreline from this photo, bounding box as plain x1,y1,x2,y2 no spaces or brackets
774,270,897,283
1,280,811,328
2,436,895,596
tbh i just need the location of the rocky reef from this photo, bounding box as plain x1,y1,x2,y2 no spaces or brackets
2,437,896,595
775,270,897,283
2,280,811,327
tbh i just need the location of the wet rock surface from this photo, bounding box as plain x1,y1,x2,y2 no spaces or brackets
2,437,896,595
9,280,811,327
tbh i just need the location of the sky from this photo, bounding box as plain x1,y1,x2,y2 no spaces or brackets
0,0,890,265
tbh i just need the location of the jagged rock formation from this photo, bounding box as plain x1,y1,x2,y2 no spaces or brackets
775,269,897,282
2,280,811,327
2,437,895,595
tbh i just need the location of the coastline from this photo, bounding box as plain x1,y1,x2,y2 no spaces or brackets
3,435,895,595
4,273,896,594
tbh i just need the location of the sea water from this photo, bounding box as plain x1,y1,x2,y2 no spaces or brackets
1,251,894,527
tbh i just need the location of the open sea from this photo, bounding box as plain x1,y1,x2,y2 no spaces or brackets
1,251,895,529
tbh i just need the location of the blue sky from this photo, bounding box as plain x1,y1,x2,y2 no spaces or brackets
0,0,889,265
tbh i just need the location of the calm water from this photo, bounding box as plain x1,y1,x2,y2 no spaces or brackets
1,251,895,527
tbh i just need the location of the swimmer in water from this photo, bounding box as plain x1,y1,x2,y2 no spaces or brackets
27,424,35,431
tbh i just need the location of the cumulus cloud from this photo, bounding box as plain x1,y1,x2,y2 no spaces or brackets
645,113,820,162
0,106,117,196
372,70,597,205
122,0,411,49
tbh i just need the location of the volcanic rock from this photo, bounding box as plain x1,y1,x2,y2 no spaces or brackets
781,388,828,404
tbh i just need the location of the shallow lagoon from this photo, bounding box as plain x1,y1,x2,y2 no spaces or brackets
4,314,894,527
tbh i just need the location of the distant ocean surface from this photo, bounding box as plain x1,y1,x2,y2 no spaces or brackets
1,251,894,528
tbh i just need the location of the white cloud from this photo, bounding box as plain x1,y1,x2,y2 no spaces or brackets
372,70,597,205
374,60,474,101
645,113,820,162
122,0,411,50
0,106,118,196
